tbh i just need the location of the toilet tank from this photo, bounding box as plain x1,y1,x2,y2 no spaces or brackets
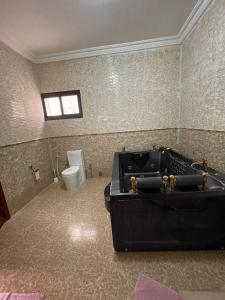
67,150,85,167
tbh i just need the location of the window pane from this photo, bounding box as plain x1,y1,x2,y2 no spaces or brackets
61,95,79,115
44,97,62,116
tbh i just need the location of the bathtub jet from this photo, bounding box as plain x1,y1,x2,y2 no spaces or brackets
105,147,225,251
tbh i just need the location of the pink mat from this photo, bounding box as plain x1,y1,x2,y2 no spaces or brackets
132,276,185,300
0,294,43,300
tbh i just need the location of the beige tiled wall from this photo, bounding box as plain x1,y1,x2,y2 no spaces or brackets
178,129,225,173
50,129,178,177
0,42,52,214
180,0,225,131
178,0,225,172
38,46,181,137
0,139,52,214
0,42,46,147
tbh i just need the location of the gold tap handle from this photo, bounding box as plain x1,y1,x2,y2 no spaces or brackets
202,172,208,189
130,176,137,193
162,176,168,192
169,175,176,191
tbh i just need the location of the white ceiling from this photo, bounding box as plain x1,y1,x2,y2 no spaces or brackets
0,0,199,59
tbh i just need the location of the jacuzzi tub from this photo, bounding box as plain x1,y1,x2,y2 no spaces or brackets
105,148,225,251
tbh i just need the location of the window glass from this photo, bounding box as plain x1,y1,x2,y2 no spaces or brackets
44,97,62,116
61,95,79,115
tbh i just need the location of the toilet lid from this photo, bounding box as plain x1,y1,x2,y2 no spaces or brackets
62,166,80,176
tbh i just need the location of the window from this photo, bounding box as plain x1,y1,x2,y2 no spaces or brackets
41,90,83,120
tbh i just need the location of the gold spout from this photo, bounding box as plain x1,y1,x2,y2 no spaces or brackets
162,176,168,192
130,176,137,193
169,175,176,191
202,158,208,171
191,158,208,171
202,172,208,189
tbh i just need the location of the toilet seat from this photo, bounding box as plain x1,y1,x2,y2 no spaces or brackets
62,166,80,176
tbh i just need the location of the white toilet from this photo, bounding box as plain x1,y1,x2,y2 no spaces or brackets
62,150,86,191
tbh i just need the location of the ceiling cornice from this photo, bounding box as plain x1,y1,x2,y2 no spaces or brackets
0,0,215,64
178,0,215,41
34,35,181,64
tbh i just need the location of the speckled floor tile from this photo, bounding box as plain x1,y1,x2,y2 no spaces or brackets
180,291,225,300
0,178,225,299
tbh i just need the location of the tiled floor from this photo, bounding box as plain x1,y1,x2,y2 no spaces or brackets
0,178,225,299
180,291,225,300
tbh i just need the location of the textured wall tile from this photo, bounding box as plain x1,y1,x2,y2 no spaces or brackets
0,42,46,146
178,128,225,172
38,47,181,137
180,0,225,130
49,129,178,177
0,139,53,214
0,42,53,214
177,0,225,173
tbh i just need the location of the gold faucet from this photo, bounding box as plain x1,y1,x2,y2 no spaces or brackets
130,176,137,193
191,158,208,171
202,158,208,171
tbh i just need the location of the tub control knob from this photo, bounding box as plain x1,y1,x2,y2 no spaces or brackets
162,176,168,192
169,175,176,191
130,176,137,193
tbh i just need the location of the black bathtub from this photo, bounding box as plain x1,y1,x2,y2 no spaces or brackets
105,148,225,251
